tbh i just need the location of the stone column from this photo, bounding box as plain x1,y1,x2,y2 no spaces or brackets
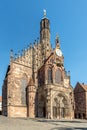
46,88,51,119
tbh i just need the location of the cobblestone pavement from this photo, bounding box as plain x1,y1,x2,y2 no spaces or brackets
0,116,87,130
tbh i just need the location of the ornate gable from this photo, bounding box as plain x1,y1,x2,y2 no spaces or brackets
74,82,86,93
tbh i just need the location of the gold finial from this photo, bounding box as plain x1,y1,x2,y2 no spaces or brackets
43,9,46,17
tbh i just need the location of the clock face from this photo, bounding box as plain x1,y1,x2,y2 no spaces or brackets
56,49,62,56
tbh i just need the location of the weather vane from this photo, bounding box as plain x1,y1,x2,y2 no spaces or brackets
43,9,46,17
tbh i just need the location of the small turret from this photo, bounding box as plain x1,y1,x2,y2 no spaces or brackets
27,78,36,118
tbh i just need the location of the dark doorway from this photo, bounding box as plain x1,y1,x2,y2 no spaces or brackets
0,111,2,115
83,113,86,119
43,107,46,117
53,106,57,118
61,108,65,118
75,113,77,118
78,113,81,118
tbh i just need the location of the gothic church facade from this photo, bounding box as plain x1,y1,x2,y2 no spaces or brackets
2,12,74,119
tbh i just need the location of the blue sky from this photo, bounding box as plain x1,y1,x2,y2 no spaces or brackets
0,0,87,95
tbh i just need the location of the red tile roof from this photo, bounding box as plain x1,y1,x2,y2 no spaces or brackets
80,83,87,91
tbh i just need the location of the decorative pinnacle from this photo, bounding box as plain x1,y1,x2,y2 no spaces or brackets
10,49,13,55
10,49,14,61
56,33,60,43
56,33,59,40
43,9,46,17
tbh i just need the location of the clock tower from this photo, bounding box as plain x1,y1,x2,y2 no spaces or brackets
55,34,62,56
54,34,64,66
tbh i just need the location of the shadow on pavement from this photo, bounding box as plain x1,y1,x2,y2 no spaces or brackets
51,127,87,130
36,119,82,123
34,119,87,130
33,119,86,125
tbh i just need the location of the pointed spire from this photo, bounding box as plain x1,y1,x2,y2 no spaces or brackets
21,49,23,56
56,34,60,44
35,40,37,45
30,43,32,48
55,34,60,48
18,50,20,58
68,71,70,76
22,49,25,56
15,53,17,59
37,37,39,44
10,49,14,61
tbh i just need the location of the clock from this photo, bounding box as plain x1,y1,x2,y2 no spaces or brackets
56,49,62,57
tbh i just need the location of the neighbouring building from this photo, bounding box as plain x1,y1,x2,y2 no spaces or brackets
2,11,74,119
0,96,2,115
74,82,87,119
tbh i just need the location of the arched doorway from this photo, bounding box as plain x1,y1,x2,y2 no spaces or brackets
52,93,70,119
38,95,46,118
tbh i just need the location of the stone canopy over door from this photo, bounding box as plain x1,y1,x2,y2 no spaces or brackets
52,93,70,119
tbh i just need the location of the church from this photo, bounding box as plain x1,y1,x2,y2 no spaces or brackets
2,11,74,119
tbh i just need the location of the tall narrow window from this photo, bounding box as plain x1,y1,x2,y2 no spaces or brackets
44,20,46,28
55,69,61,83
21,76,27,105
48,69,52,84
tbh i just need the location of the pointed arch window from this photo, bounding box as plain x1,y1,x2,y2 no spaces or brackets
21,74,28,105
48,68,52,84
55,69,62,83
